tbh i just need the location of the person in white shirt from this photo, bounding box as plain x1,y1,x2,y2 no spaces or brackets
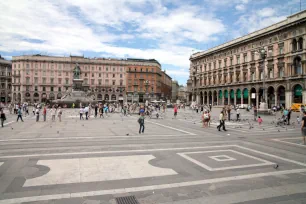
32,106,35,115
84,106,89,120
51,107,56,121
236,108,240,121
35,107,40,122
80,107,84,120
57,107,62,122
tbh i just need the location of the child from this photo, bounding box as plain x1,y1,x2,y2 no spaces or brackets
297,116,301,125
258,116,263,125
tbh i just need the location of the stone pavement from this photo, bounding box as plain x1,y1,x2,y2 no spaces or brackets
0,107,305,204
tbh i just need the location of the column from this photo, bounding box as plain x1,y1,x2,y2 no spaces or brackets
303,91,306,104
212,93,214,106
256,92,259,109
234,91,237,105
217,95,219,106
228,89,231,105
241,96,243,105
192,94,194,102
222,95,224,106
274,91,277,106
203,94,205,105
285,91,291,109
248,91,251,106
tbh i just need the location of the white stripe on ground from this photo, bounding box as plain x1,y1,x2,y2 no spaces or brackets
272,138,306,148
3,121,14,126
145,120,196,135
1,168,306,204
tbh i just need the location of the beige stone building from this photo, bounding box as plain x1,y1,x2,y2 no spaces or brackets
0,55,12,104
189,11,306,108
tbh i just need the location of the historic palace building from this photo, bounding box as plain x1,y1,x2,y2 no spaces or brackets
126,59,172,103
11,55,169,103
0,55,12,104
189,10,306,108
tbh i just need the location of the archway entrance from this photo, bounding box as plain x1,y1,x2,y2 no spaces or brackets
293,84,303,103
277,86,286,107
267,86,275,108
236,89,241,104
224,90,228,105
200,92,203,105
213,91,217,106
230,89,234,105
204,92,207,104
243,88,248,104
218,90,223,105
208,91,212,105
250,87,257,106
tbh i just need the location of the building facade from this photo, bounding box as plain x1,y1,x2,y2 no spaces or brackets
160,71,172,101
0,55,12,104
171,80,179,102
11,55,129,103
125,59,165,103
178,85,187,102
189,11,306,108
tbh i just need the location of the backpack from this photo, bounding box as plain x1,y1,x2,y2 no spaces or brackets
138,117,144,124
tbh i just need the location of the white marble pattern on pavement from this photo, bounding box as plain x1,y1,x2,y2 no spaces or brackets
24,155,177,186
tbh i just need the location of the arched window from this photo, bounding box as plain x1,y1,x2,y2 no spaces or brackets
298,37,303,50
293,56,302,75
292,39,297,51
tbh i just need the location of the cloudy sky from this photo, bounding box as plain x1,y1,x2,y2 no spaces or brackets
0,0,303,84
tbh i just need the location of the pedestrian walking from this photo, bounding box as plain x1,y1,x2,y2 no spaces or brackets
209,104,212,111
35,107,40,122
227,106,231,121
43,106,47,121
0,109,6,127
51,107,56,121
94,104,98,118
80,107,84,120
287,108,292,125
99,104,104,118
301,111,306,145
258,116,263,125
57,107,62,122
174,105,178,118
138,113,145,134
236,108,240,121
202,111,209,128
32,106,35,115
16,107,24,122
84,105,89,120
253,106,258,121
217,111,227,131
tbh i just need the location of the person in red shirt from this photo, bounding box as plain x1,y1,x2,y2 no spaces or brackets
43,106,47,122
174,105,178,118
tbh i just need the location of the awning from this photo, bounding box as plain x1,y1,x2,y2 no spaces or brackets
294,84,303,96
230,90,234,99
243,89,248,99
224,90,228,99
237,89,241,99
219,91,222,99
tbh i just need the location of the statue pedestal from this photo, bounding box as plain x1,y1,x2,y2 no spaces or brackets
73,79,84,91
258,102,270,115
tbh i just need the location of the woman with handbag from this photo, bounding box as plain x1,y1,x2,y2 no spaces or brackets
0,109,6,127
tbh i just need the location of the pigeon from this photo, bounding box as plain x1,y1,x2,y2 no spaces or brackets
11,127,13,130
57,131,59,134
263,128,265,130
273,164,279,169
126,133,129,136
82,124,84,126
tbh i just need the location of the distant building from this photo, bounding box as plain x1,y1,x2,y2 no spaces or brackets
160,71,172,101
0,55,12,104
178,85,187,102
171,80,179,102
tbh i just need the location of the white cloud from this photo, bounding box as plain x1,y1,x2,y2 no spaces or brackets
258,7,275,17
235,4,246,11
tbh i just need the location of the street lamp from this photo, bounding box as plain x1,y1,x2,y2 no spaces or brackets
255,47,272,110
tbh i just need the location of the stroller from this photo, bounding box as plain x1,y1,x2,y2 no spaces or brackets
277,115,287,126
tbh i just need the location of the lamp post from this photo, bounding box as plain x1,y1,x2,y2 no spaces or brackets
255,47,272,111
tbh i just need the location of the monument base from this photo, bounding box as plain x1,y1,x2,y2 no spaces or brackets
258,102,270,115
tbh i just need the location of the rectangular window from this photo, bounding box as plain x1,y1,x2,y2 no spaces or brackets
85,73,87,77
51,87,54,92
106,74,108,78
230,59,233,66
244,55,247,63
113,67,115,71
26,77,30,84
92,67,94,71
50,78,54,84
251,53,255,61
99,73,101,77
260,71,263,80
237,56,240,64
99,67,101,71
98,79,102,85
34,77,38,84
120,80,123,86
106,67,108,71
42,78,46,84
112,80,115,85
252,72,255,81
269,69,274,78
66,72,68,76
105,79,109,85
65,79,69,84
279,46,284,54
92,73,94,77
43,87,46,91
58,78,62,84
279,67,284,77
34,86,38,91
113,74,115,78
91,79,94,85
58,87,61,92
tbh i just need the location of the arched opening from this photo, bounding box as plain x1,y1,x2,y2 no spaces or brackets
230,89,234,105
250,87,257,107
218,90,223,105
204,91,207,104
293,56,302,75
105,94,109,101
258,87,264,105
293,84,303,103
292,39,297,51
49,93,55,100
267,86,275,108
0,92,5,103
298,37,303,50
224,90,228,105
42,93,47,103
236,89,241,104
111,94,116,101
97,94,102,100
243,88,248,104
188,93,192,103
57,93,62,99
213,91,217,106
200,92,203,105
34,93,39,98
17,93,21,102
208,91,212,105
277,86,286,108
25,92,31,100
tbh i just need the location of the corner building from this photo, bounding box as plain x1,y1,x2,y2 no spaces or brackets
0,56,12,104
189,11,306,108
